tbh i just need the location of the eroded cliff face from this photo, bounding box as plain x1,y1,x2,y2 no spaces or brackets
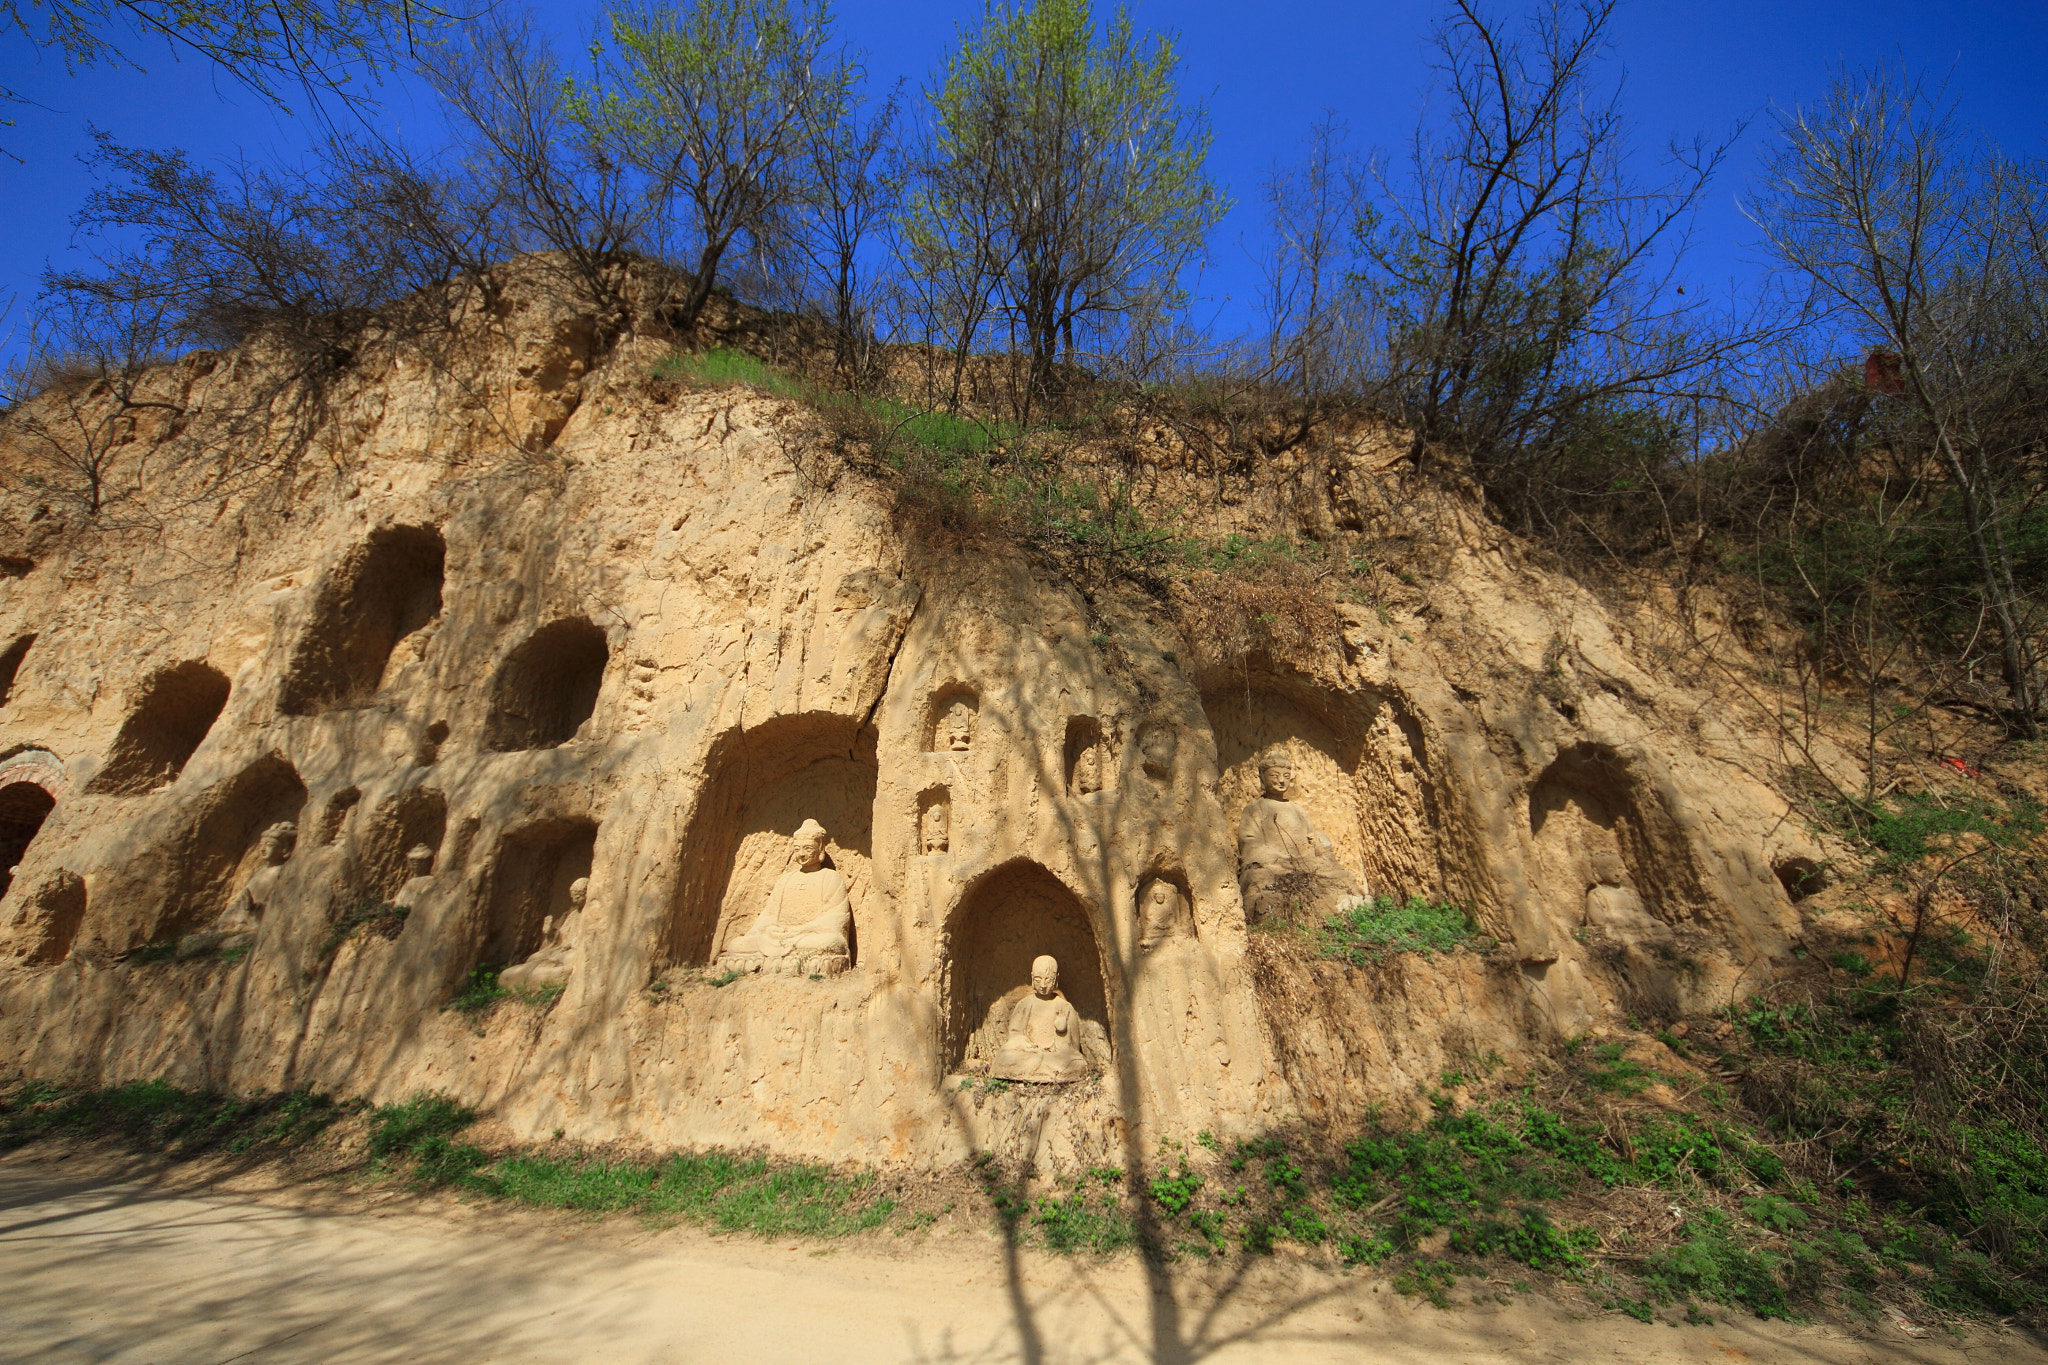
0,270,1825,1168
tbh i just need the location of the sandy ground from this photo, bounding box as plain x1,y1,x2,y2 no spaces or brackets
1,1152,2042,1365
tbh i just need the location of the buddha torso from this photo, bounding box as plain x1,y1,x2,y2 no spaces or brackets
1238,796,1336,870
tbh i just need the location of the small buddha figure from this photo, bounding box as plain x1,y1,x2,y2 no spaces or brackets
921,801,950,855
1236,748,1366,923
716,819,852,976
391,843,437,914
990,955,1092,1083
1580,843,1671,945
941,701,976,752
1072,744,1104,796
203,820,297,954
1137,877,1190,951
502,876,585,991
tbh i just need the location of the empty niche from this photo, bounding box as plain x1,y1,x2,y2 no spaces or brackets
669,713,877,968
279,525,445,715
945,859,1111,1073
926,686,979,753
477,818,596,971
11,871,86,964
358,786,448,901
0,635,34,707
316,787,362,845
159,754,308,940
1063,717,1113,796
484,618,609,751
1202,688,1370,891
84,661,231,795
0,781,56,901
1530,742,1703,936
918,787,951,855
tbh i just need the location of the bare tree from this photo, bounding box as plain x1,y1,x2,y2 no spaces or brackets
3,0,466,143
1260,115,1369,397
422,11,652,320
1356,0,1746,537
1750,65,2048,735
788,76,901,382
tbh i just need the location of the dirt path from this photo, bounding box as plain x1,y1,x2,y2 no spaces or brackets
0,1155,2036,1365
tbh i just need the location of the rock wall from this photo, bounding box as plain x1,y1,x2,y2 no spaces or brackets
0,276,1826,1165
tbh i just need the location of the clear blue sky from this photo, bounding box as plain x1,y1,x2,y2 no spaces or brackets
3,0,2045,372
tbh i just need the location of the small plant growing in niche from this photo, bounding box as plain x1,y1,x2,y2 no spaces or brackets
447,964,507,1014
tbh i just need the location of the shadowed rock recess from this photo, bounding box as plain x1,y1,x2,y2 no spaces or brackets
0,269,1821,1172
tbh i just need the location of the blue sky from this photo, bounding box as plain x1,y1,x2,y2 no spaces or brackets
3,0,2045,371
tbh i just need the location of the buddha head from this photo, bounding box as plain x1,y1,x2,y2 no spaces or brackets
1256,748,1295,801
258,821,297,866
404,843,434,879
793,819,829,870
1030,954,1059,999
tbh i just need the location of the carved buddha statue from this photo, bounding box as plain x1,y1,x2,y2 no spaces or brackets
204,820,297,954
716,819,852,976
921,802,950,854
1236,748,1366,923
1137,877,1190,951
941,702,976,752
989,955,1092,1083
502,875,585,991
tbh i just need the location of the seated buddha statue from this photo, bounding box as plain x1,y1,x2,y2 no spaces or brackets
1236,748,1367,923
716,819,852,976
502,875,586,991
200,821,297,955
989,955,1092,1083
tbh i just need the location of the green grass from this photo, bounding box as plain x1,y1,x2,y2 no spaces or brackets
1319,895,1481,965
1,1079,353,1155
651,346,806,399
363,1092,894,1236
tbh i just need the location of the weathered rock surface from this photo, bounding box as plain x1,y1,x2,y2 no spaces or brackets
0,268,1825,1168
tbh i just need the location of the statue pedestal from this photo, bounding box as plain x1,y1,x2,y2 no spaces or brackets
718,950,850,979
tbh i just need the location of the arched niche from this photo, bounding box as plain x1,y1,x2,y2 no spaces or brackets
359,786,448,902
0,635,35,707
85,661,231,795
943,859,1111,1074
10,871,86,965
668,713,877,968
316,787,361,845
1202,687,1370,892
279,525,445,715
1136,867,1197,950
1063,716,1113,796
477,817,596,970
0,781,56,901
161,754,307,940
1529,742,1704,931
483,617,609,751
925,685,979,753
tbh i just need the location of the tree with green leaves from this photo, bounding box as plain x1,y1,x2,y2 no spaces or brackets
906,0,1223,418
574,0,849,331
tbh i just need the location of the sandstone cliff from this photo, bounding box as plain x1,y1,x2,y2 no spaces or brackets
0,263,1835,1170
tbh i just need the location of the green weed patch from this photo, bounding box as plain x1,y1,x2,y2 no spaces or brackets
1319,895,1481,965
1,1079,352,1155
